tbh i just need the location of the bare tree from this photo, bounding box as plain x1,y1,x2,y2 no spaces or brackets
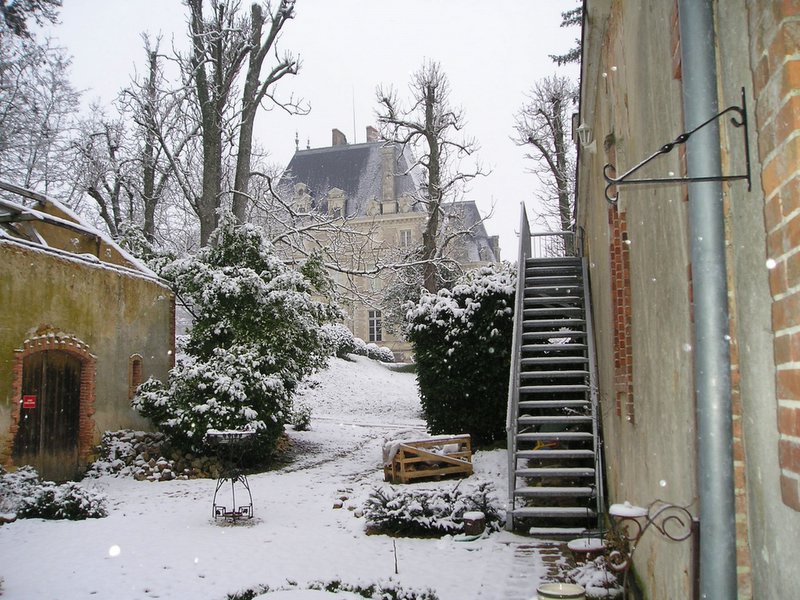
232,0,304,221
120,35,201,244
0,0,60,38
0,34,80,197
513,75,577,234
185,0,250,245
377,60,484,292
71,111,134,237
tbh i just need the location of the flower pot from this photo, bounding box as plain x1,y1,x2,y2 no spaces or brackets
537,582,586,599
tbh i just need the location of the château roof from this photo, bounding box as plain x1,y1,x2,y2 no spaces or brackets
281,140,421,218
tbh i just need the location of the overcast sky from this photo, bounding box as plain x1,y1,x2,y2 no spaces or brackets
45,1,580,259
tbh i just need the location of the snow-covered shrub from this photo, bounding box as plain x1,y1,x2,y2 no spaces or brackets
18,481,108,520
227,581,439,600
321,323,358,358
0,465,39,519
291,400,312,431
363,482,504,536
350,336,369,357
321,323,395,362
321,325,391,362
365,343,395,362
0,466,107,521
133,215,340,464
566,556,623,598
307,579,440,599
405,263,515,445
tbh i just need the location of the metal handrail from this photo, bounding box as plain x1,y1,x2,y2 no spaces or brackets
582,257,605,527
506,203,530,528
529,231,578,259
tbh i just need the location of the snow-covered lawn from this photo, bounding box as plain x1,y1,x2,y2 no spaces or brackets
0,356,551,600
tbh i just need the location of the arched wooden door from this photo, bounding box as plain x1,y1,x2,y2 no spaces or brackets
12,350,81,481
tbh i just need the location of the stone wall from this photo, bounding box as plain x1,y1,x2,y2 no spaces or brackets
0,240,174,477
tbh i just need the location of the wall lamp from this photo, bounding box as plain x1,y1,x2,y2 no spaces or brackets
577,122,596,153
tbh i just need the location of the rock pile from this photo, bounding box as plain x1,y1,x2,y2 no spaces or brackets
87,430,222,481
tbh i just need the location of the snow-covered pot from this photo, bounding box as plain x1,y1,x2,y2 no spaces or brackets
536,582,586,600
567,537,607,563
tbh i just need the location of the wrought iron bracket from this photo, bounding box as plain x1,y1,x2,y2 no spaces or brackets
607,499,699,598
604,87,751,205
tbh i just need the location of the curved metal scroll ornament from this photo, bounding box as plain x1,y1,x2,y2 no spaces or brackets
607,500,697,592
603,87,751,205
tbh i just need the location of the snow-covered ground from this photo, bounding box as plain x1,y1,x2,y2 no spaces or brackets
0,356,553,600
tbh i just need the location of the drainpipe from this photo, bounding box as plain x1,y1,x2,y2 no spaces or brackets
677,1,738,598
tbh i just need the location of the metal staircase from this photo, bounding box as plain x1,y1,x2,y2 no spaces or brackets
506,206,604,537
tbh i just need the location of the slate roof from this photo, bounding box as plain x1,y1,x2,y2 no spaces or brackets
281,140,421,217
281,140,500,262
444,201,500,263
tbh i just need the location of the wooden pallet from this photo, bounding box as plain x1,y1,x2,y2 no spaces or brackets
383,434,473,484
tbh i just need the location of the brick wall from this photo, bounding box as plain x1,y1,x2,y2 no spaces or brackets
608,205,634,423
749,0,800,512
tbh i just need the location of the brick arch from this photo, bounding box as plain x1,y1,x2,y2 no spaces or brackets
3,332,97,472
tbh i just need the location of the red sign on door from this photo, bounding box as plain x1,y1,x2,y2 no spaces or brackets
22,395,37,409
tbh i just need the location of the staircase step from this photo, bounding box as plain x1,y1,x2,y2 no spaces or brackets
516,467,596,478
516,449,595,459
515,486,595,497
525,286,582,296
526,261,582,271
525,276,582,287
517,432,594,442
519,384,589,394
517,415,593,426
523,318,586,328
520,370,588,379
524,296,583,306
521,356,589,366
528,526,592,537
518,400,590,410
521,343,587,353
513,506,597,518
523,331,586,340
525,257,582,266
524,310,584,321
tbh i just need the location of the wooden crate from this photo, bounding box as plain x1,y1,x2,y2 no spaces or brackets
383,434,473,484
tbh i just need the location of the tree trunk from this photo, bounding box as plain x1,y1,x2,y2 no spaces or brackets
421,80,443,293
232,3,264,222
141,48,158,243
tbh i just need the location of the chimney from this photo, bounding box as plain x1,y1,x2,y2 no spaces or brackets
489,235,501,261
381,146,396,204
366,126,380,143
332,128,348,146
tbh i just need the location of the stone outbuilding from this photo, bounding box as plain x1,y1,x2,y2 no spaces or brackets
0,181,174,481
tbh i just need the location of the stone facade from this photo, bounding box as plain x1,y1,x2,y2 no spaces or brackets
0,183,175,481
576,1,800,598
282,129,500,360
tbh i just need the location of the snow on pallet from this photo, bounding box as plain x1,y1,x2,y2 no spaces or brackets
382,434,473,484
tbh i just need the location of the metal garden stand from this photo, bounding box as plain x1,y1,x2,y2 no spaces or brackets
204,430,255,522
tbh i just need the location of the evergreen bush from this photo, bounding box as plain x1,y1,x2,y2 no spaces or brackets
363,482,504,536
133,215,339,464
0,466,107,520
320,322,395,362
18,481,108,520
405,264,515,445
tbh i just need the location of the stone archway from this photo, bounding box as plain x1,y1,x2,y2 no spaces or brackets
5,333,96,481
